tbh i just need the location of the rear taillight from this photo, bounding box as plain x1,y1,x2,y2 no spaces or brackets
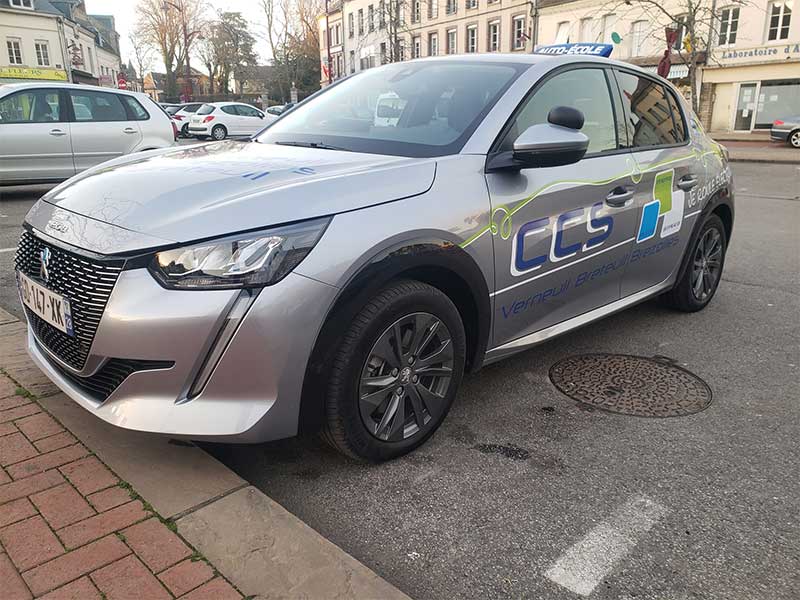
774,120,784,126
171,120,178,141
173,114,184,120
203,116,215,123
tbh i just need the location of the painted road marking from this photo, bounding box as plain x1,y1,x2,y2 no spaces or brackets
0,247,17,253
545,495,667,597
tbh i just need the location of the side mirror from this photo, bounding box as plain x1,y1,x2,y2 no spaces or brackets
487,106,589,172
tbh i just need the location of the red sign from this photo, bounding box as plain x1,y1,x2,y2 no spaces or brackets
117,76,127,90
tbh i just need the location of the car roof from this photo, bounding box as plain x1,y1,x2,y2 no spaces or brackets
0,81,150,99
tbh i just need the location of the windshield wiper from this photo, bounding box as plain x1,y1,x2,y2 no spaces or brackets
274,141,351,152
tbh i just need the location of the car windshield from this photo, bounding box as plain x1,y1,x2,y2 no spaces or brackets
197,104,215,115
256,61,526,157
165,106,181,115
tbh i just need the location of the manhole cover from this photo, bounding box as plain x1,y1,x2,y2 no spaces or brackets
549,354,712,417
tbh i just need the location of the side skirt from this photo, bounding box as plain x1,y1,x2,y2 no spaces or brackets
483,279,673,364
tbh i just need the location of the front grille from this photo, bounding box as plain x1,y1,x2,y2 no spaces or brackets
52,358,174,402
15,231,124,371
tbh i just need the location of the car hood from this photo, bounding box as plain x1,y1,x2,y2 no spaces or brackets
39,140,436,247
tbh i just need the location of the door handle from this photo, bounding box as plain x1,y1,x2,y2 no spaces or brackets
49,129,67,137
123,128,137,134
677,175,699,191
605,186,634,207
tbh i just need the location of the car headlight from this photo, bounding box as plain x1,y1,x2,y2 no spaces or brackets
149,217,330,289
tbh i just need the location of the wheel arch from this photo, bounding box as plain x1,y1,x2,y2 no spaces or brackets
297,239,491,434
674,185,734,287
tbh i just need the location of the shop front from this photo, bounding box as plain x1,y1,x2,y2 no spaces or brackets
0,66,68,84
705,42,800,133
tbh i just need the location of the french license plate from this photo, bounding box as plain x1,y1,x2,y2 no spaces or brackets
17,271,74,336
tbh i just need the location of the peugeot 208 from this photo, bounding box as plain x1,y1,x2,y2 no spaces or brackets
16,53,733,461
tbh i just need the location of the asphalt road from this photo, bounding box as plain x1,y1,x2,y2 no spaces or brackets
1,163,798,600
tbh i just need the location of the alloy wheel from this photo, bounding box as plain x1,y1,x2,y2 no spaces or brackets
691,227,723,301
213,127,226,140
359,312,454,442
791,131,800,149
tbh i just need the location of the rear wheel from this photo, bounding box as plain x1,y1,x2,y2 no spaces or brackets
322,280,466,462
790,130,800,149
211,125,227,141
662,214,727,312
180,123,189,138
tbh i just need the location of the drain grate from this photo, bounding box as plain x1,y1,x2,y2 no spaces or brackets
549,354,712,417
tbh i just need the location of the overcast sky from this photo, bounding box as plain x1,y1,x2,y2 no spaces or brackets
83,0,274,71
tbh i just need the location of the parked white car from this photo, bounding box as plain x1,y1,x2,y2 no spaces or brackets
0,82,175,185
187,102,275,140
170,102,204,137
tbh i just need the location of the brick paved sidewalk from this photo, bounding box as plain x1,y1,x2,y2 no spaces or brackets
0,374,244,600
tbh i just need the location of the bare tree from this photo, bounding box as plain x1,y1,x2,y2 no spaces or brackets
586,0,753,112
128,31,154,92
134,0,182,95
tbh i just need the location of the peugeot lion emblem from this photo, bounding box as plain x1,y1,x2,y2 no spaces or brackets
40,247,51,282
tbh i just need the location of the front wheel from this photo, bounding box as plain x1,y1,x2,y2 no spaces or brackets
322,280,466,462
790,130,800,149
662,214,727,312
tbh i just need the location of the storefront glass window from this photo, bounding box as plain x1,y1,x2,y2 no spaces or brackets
755,80,800,129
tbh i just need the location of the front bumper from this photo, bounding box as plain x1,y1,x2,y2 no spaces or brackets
26,267,338,443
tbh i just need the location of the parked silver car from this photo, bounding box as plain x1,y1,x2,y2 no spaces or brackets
770,116,800,148
0,83,175,185
16,54,734,461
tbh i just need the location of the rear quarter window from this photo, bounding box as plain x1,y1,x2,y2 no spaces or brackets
121,96,150,121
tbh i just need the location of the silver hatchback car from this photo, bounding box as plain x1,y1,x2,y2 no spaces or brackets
0,82,175,185
16,54,734,461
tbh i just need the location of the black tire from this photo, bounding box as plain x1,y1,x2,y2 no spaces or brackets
322,280,466,462
662,214,727,312
181,123,189,138
211,125,227,141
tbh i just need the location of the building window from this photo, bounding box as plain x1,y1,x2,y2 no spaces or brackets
718,7,739,45
488,20,500,52
447,28,457,54
348,13,354,38
34,41,51,66
673,15,687,50
412,36,421,58
10,0,34,8
466,0,477,9
466,24,477,52
411,0,420,23
630,20,647,56
446,0,457,15
429,32,439,55
555,21,570,44
358,9,364,35
379,0,386,28
602,14,617,44
429,0,438,19
368,4,375,31
767,1,792,41
7,39,23,65
380,42,387,63
349,50,355,73
513,16,526,50
580,18,595,42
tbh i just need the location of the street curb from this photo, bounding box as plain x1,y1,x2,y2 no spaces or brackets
728,157,800,165
0,307,411,600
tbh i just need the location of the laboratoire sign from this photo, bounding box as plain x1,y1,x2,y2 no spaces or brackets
717,43,800,64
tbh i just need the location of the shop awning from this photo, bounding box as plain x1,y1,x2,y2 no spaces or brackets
642,64,690,80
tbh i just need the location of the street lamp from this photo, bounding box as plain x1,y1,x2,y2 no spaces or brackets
162,0,193,101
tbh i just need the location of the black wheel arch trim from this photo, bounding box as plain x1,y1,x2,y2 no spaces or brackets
298,238,491,434
673,185,734,289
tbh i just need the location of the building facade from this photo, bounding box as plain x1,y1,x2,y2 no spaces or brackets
0,0,122,87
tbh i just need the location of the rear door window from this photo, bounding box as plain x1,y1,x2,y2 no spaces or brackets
614,71,684,147
0,90,62,123
69,90,128,122
221,105,239,116
197,104,215,115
